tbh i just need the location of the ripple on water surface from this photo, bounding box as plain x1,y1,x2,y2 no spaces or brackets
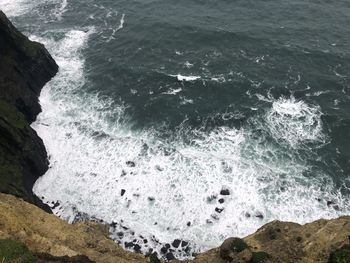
2,0,349,260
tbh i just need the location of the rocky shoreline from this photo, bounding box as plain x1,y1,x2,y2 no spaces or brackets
0,10,350,263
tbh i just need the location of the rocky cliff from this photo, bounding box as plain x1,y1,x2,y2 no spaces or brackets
0,193,147,263
1,193,350,263
0,11,58,211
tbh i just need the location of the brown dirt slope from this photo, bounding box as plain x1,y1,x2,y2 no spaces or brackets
0,193,148,263
2,193,350,263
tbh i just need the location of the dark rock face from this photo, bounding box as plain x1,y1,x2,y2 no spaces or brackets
0,11,58,211
0,11,58,122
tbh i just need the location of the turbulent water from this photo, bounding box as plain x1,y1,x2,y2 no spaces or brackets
1,0,350,260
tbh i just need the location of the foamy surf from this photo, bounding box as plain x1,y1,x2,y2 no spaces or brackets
0,0,37,17
2,0,349,260
171,74,201,82
31,27,350,257
53,0,68,21
266,97,325,148
29,10,350,261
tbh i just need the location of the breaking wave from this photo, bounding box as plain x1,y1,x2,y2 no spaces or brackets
3,0,350,260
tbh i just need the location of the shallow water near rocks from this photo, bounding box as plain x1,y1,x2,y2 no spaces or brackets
1,0,350,260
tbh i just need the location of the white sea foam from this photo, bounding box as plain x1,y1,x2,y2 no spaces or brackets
117,13,125,30
32,28,349,256
0,0,35,17
211,75,226,83
266,97,325,148
53,0,68,20
18,2,349,260
171,74,201,82
0,0,67,19
163,87,182,95
184,61,194,68
103,13,125,42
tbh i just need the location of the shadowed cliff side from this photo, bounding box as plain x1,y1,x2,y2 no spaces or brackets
0,11,58,211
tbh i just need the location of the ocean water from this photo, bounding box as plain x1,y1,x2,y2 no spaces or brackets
1,0,350,260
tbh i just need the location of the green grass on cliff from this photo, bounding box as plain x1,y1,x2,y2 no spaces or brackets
0,239,34,263
328,244,350,263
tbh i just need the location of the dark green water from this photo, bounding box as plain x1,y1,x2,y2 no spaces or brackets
2,0,350,259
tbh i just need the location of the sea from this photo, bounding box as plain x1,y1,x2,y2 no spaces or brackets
1,0,350,260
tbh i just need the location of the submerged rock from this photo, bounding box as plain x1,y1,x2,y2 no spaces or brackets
255,212,264,219
126,161,136,167
207,194,217,202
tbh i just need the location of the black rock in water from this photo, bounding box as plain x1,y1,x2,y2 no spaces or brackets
51,201,60,209
160,246,168,254
165,252,175,261
134,244,141,252
215,207,224,213
220,188,230,195
327,200,336,206
181,241,189,247
172,239,181,248
124,242,134,248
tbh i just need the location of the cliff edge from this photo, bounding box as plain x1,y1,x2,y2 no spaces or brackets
0,11,58,211
1,193,350,263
